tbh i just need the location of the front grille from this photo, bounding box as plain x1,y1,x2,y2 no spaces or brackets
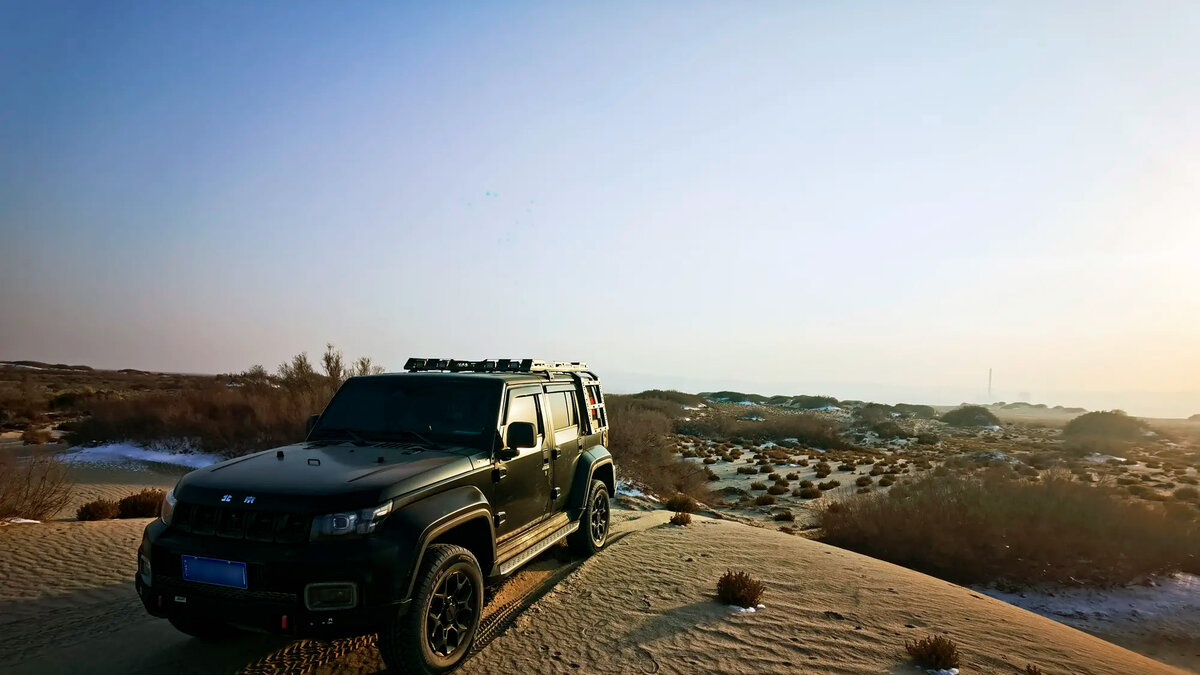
156,575,299,606
172,502,311,544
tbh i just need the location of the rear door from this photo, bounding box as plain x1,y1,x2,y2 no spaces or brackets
544,385,583,512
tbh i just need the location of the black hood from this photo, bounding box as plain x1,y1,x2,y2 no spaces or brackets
174,442,482,512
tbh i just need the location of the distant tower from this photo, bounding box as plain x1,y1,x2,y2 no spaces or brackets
988,368,993,399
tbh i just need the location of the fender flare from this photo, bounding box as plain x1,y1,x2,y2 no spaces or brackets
384,485,495,600
568,446,616,513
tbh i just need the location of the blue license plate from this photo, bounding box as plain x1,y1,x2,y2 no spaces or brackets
181,555,247,589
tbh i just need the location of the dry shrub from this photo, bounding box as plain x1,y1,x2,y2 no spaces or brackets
754,494,776,506
855,476,873,487
76,499,120,521
767,484,789,495
795,487,822,499
21,427,53,445
669,511,692,526
0,455,72,520
716,569,765,608
606,396,711,501
1025,665,1044,675
118,489,165,518
941,405,1000,427
773,511,795,522
905,634,960,669
665,493,699,513
1063,410,1146,440
820,472,1200,585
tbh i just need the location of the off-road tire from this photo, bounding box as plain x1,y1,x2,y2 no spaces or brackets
569,479,610,556
378,544,484,675
167,615,243,641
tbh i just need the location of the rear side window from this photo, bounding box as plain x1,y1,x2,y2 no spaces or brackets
548,391,577,431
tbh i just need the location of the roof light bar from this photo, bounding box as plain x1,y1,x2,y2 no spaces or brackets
403,358,590,374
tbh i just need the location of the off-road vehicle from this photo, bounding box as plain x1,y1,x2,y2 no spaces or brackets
136,358,613,674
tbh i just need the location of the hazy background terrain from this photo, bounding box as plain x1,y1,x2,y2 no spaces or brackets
3,2,1199,416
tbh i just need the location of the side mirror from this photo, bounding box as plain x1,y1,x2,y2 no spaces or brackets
306,414,320,437
504,422,537,453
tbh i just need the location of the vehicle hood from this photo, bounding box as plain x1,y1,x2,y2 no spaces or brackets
174,442,483,512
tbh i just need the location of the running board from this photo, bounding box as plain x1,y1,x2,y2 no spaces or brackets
496,519,579,575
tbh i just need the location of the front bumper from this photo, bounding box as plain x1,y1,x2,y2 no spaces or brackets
136,519,410,639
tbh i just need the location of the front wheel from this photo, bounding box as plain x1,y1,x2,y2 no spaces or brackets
569,479,610,556
378,544,484,675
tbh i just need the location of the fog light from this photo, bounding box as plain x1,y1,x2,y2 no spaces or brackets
304,582,357,611
139,552,152,587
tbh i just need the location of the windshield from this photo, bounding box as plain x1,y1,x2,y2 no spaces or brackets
311,377,502,444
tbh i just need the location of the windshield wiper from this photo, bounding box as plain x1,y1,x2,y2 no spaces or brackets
380,429,441,450
312,428,369,445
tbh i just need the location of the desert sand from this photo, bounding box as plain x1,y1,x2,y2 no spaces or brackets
2,483,1192,675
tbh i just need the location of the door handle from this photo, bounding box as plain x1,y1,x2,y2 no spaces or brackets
493,466,508,482
550,448,561,460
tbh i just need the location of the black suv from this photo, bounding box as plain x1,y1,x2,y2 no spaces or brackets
135,358,613,674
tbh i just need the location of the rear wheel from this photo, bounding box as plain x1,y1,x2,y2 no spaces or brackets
569,479,610,556
167,615,243,641
378,544,484,675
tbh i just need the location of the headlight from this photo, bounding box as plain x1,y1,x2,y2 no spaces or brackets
310,500,392,540
160,489,177,525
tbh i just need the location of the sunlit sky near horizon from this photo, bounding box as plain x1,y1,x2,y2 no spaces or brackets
3,2,1200,417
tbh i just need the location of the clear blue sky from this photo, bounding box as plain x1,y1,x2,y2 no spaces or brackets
3,2,1199,416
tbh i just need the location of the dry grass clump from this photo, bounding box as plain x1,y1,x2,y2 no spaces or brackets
0,455,72,521
669,511,692,526
772,511,795,522
855,476,873,487
820,472,1200,585
750,481,767,491
767,483,789,495
904,634,960,669
117,489,165,518
1025,665,1044,675
716,569,765,608
76,499,120,521
754,494,776,506
795,487,822,499
665,493,700,513
21,427,53,445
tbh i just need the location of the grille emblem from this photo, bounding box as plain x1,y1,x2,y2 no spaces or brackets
221,494,232,502
244,496,255,504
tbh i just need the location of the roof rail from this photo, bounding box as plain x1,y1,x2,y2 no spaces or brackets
403,358,596,379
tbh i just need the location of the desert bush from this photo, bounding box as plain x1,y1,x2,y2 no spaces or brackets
855,476,873,487
0,455,73,521
941,406,1000,427
1063,410,1146,440
76,499,120,521
818,480,841,490
894,403,936,419
758,464,774,474
795,487,822,499
669,511,692,526
21,427,53,445
871,421,906,439
606,396,712,501
915,432,940,445
904,635,960,670
716,569,765,608
785,472,799,480
117,489,165,518
703,456,717,464
754,494,776,506
819,472,1200,585
773,510,795,521
798,480,814,488
1025,666,1044,675
736,466,758,475
1175,486,1199,501
767,484,789,495
750,481,767,491
665,493,700,513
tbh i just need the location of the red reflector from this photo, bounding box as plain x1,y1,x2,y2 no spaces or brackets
281,615,288,629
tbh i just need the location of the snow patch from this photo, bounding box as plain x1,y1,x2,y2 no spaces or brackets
1,517,41,524
61,443,223,469
616,480,657,501
732,604,767,613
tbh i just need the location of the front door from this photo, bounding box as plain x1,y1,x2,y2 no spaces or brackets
493,388,552,538
545,387,583,512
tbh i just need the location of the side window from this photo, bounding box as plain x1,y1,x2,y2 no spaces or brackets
506,394,543,435
548,392,573,431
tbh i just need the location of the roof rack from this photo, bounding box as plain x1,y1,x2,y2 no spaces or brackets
403,358,597,379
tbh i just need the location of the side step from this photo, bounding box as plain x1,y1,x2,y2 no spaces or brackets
496,517,579,576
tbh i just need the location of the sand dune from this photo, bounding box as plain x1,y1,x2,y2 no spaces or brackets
1,472,1191,674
